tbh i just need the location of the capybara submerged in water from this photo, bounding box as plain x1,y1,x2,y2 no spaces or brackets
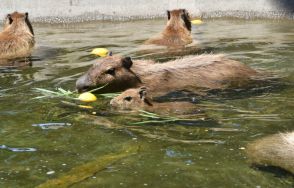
145,9,192,47
246,132,294,174
76,54,258,96
110,86,203,116
110,87,153,110
0,12,35,60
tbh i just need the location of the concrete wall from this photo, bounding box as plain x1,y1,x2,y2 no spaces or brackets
0,0,293,23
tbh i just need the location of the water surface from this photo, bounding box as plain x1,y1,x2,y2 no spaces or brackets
0,19,293,187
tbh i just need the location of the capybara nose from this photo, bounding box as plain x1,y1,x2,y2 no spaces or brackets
109,99,116,107
76,74,92,93
109,99,114,106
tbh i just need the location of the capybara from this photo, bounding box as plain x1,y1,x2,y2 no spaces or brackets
0,12,35,60
76,54,258,96
246,132,294,174
110,87,153,110
145,9,192,47
110,86,204,117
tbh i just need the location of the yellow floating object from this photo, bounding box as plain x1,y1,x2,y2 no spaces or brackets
191,19,203,25
91,48,110,57
78,105,94,109
78,92,97,102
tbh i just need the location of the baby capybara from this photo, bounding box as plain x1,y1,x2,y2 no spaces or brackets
110,86,203,116
0,12,35,60
110,87,153,110
145,9,192,47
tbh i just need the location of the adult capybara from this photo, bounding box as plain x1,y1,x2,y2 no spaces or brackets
76,54,258,96
0,12,35,60
145,9,192,47
246,132,294,174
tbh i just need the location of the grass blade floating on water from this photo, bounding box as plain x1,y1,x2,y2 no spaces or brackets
131,110,204,125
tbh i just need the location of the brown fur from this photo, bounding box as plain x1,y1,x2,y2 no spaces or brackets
145,9,192,47
110,87,154,110
110,87,202,115
0,12,35,60
76,54,258,96
246,132,294,174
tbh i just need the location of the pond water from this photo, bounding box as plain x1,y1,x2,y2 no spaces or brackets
0,19,293,187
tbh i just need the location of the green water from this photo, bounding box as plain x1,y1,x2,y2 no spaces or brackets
0,19,293,187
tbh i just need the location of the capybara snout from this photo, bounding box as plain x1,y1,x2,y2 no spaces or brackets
76,74,94,93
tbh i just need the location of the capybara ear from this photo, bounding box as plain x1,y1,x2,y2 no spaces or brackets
138,87,147,99
138,87,153,106
181,9,191,31
7,14,13,24
24,12,34,35
167,10,171,20
122,57,133,69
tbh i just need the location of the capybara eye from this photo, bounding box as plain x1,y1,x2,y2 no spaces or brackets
124,96,132,101
106,68,115,75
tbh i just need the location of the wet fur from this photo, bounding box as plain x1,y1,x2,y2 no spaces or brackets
110,87,153,110
247,132,294,174
0,12,35,60
110,87,201,115
145,9,192,47
76,54,258,96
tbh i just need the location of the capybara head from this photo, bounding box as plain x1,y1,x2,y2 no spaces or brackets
167,9,191,32
3,12,34,35
110,87,153,110
76,56,141,93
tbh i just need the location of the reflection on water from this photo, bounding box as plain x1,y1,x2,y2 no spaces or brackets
0,19,293,187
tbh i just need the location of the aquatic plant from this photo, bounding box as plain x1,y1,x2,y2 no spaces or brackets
132,110,205,125
33,84,120,101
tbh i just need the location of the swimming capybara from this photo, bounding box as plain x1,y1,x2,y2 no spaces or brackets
0,12,35,60
246,132,294,174
144,9,192,47
110,87,153,110
76,54,258,96
110,86,204,116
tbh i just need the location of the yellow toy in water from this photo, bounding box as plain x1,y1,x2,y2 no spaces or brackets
191,19,203,25
91,48,112,57
78,92,97,102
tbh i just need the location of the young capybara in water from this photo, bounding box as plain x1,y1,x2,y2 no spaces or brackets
76,54,258,96
110,87,153,110
246,132,294,174
145,9,192,47
0,12,35,60
110,86,204,116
